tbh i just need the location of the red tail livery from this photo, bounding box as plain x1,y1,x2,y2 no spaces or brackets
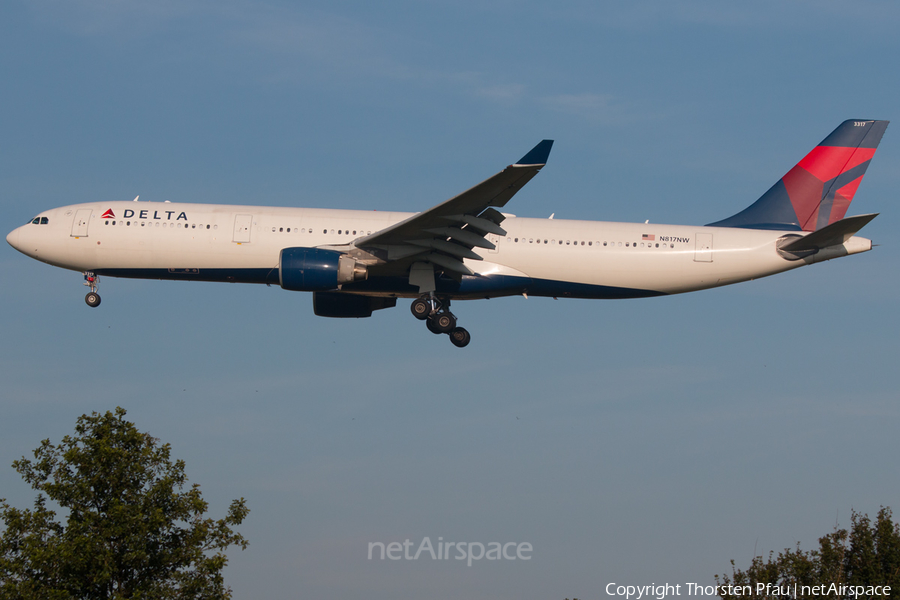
710,120,888,231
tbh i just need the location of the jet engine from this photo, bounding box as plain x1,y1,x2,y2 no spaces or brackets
279,247,367,291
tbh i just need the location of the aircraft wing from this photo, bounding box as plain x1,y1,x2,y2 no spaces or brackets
354,140,553,277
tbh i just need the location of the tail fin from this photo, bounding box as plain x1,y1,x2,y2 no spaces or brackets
709,120,888,231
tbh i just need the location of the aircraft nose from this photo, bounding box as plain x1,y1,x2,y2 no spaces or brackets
6,227,20,250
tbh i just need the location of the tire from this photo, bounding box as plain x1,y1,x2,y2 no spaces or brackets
449,327,471,348
85,292,101,308
429,312,456,333
425,319,443,334
410,298,431,320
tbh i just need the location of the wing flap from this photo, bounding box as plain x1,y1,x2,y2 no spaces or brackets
440,214,507,236
408,239,484,260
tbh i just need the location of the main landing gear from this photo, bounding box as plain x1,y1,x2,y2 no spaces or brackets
83,272,101,307
411,295,471,348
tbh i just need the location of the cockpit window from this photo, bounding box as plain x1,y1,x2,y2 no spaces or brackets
40,217,49,224
30,217,49,225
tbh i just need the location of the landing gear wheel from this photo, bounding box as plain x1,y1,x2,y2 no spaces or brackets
429,312,456,333
425,319,443,334
448,327,471,348
410,298,431,320
85,292,101,307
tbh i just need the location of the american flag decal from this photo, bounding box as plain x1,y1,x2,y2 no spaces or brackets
642,234,655,241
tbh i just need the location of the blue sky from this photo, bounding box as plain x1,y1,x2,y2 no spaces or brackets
2,1,899,598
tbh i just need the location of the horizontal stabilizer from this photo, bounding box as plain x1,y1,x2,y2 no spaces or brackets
778,213,877,254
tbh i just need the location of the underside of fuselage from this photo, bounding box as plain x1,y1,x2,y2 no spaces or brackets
92,267,667,300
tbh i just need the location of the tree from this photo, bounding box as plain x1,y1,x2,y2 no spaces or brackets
0,408,249,599
716,508,900,599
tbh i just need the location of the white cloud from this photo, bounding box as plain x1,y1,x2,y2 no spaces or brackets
474,83,526,102
540,92,620,123
26,0,533,107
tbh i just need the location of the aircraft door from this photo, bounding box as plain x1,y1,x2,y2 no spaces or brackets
487,234,500,253
233,214,252,243
71,209,92,237
694,233,713,262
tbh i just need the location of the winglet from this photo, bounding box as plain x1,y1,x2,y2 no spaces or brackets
515,140,554,166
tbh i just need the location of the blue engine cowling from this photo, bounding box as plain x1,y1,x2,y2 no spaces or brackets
279,247,367,291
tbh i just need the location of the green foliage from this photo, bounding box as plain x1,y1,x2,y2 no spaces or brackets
0,408,249,600
716,508,900,599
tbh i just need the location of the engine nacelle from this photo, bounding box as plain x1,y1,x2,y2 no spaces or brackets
313,292,397,318
279,247,367,291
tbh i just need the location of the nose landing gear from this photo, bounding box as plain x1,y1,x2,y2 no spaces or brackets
83,272,101,307
411,294,470,347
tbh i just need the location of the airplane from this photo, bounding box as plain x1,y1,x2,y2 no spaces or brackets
6,119,888,348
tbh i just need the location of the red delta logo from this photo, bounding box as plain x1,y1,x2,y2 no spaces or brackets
101,209,115,219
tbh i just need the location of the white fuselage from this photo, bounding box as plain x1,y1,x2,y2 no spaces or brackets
7,200,872,300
